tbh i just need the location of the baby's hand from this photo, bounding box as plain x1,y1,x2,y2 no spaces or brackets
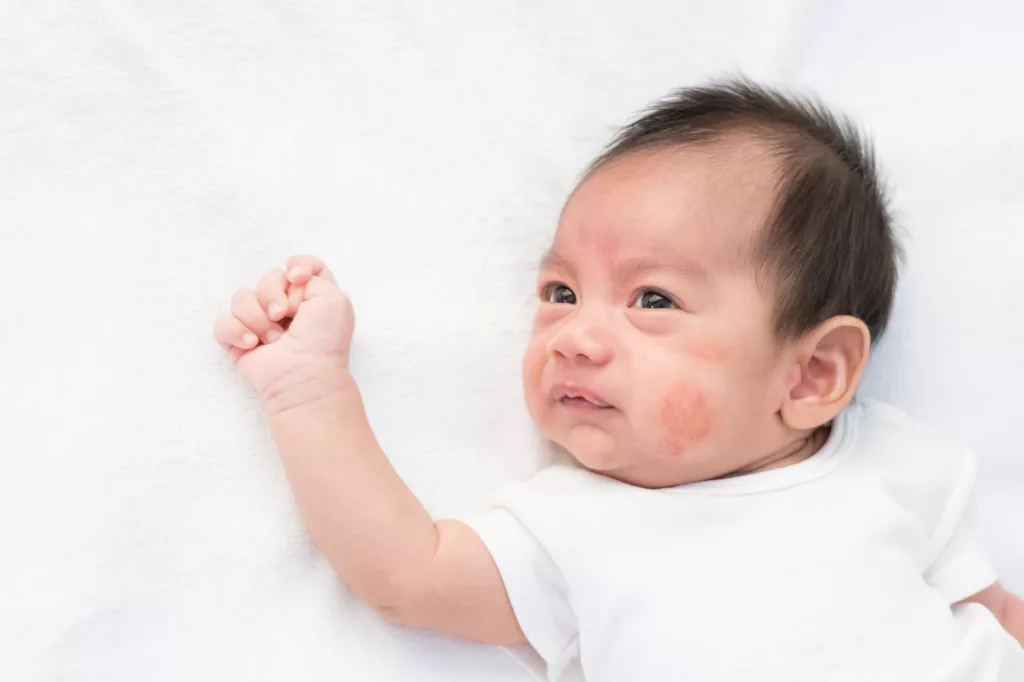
214,255,355,403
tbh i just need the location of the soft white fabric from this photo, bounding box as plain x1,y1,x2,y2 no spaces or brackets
2,1,1022,681
469,400,1024,681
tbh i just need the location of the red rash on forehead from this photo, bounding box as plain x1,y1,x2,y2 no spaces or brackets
659,381,713,457
598,235,621,270
575,223,622,271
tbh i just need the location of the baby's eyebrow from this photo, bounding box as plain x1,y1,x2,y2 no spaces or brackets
615,255,711,284
539,250,710,284
538,250,575,274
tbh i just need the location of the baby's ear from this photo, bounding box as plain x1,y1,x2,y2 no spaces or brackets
780,316,870,431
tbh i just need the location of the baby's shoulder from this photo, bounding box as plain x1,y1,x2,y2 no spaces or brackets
488,462,644,532
849,399,977,530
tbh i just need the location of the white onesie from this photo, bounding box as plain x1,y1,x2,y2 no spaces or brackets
467,399,1024,681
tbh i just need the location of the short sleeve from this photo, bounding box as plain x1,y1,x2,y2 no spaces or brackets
464,500,580,681
922,450,998,604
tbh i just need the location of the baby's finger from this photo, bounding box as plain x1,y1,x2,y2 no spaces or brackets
287,282,304,314
257,268,290,321
213,315,259,351
286,254,337,285
230,289,285,343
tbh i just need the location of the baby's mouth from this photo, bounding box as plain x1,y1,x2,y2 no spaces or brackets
560,396,614,412
552,383,615,410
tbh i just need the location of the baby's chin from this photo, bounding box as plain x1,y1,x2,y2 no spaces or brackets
556,428,717,488
556,424,624,473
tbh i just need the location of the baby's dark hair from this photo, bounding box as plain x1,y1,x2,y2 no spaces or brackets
587,78,900,344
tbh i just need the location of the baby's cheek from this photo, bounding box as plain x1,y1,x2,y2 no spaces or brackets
659,381,713,457
522,341,550,422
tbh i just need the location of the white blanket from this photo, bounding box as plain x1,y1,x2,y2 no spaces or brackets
2,1,1021,680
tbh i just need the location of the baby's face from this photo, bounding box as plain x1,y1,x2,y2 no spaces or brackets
522,143,795,487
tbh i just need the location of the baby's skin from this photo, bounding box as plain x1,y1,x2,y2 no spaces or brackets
213,142,1023,647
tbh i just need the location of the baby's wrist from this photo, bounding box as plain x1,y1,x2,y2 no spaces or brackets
260,357,356,417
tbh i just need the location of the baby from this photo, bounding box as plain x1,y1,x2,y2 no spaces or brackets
214,79,1024,680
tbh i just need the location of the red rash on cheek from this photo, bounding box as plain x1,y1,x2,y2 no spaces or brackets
687,341,727,364
659,381,713,457
522,341,547,413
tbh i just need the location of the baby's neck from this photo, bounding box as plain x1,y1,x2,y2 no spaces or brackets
716,425,831,480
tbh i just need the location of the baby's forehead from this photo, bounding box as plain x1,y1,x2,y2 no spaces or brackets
557,138,778,268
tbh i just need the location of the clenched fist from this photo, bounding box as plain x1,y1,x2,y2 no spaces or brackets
214,255,355,403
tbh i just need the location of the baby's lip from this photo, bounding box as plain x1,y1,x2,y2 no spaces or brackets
550,382,614,408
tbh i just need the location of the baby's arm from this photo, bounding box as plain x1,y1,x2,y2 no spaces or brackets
215,255,525,645
960,584,1024,647
267,367,526,644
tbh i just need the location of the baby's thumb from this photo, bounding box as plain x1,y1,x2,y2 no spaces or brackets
294,275,354,331
303,275,340,301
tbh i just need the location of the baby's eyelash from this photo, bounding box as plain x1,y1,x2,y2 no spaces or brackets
538,282,682,311
629,287,679,310
540,282,577,304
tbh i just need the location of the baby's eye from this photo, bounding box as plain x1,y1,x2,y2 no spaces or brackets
630,288,677,310
542,283,577,305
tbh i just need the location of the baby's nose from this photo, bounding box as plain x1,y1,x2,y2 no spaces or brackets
547,318,614,365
